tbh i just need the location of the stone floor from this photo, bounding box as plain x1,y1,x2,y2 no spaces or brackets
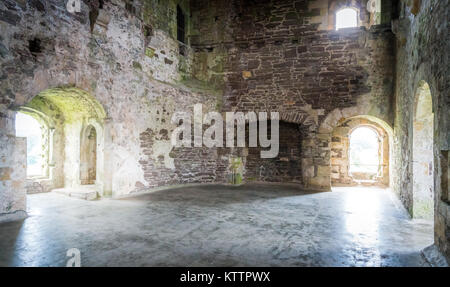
0,184,434,267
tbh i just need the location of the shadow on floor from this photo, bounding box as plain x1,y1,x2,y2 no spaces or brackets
121,183,328,206
0,219,25,266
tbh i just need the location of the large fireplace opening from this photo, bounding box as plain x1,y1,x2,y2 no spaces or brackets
245,121,302,183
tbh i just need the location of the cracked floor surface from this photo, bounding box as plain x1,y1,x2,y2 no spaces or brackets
0,184,433,266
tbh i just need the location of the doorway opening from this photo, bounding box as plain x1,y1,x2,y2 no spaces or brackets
412,81,434,220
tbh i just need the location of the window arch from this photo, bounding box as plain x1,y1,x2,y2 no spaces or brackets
335,8,358,30
330,116,392,187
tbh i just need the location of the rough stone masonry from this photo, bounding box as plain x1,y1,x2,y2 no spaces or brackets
0,0,448,263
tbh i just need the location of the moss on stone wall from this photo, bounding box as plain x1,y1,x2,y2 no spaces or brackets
30,88,106,124
230,157,244,185
142,0,190,41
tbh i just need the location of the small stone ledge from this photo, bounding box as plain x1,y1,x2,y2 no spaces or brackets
421,244,449,267
0,210,28,224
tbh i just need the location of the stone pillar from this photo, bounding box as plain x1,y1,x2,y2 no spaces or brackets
0,109,27,223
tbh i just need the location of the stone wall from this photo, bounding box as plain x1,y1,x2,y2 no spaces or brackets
0,0,223,219
392,0,450,260
0,111,27,222
191,0,396,190
137,95,220,190
0,0,448,263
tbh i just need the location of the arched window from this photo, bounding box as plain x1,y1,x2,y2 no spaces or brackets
15,112,45,177
336,8,358,30
349,127,380,175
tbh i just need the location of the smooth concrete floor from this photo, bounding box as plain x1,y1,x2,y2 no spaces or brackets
0,184,433,267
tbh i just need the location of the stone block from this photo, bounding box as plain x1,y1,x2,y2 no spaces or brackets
317,165,330,177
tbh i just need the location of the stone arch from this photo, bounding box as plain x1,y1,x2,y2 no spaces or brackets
335,7,359,30
314,109,393,191
328,0,368,30
5,68,109,116
80,119,105,193
319,106,393,136
13,87,108,198
409,62,447,217
412,80,434,219
331,116,391,187
80,125,97,185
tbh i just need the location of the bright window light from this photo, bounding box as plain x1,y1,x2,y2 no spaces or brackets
15,112,44,177
336,8,358,30
349,127,379,174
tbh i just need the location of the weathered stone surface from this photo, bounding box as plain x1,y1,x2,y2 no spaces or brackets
191,0,395,190
392,0,449,261
0,0,219,212
0,9,21,25
0,133,26,216
0,0,448,265
330,117,390,187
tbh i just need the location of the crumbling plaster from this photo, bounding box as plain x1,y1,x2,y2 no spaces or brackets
0,0,448,264
0,0,222,221
191,0,395,190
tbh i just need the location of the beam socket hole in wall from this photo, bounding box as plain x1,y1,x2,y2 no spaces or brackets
177,5,186,44
336,8,358,30
28,38,42,56
177,5,187,56
125,0,136,15
349,127,380,179
15,112,45,178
